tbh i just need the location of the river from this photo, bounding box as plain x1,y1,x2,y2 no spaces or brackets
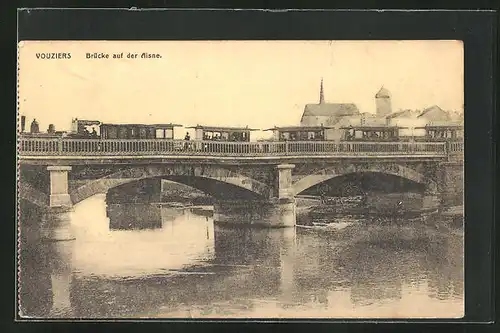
18,194,464,319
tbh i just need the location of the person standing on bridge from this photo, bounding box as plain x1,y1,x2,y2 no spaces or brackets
184,132,191,150
30,118,40,134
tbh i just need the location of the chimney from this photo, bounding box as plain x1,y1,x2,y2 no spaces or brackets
319,78,325,104
20,115,26,133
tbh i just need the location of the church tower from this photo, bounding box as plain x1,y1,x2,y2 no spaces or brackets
375,86,392,117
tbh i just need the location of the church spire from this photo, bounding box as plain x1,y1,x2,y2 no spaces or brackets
319,78,325,104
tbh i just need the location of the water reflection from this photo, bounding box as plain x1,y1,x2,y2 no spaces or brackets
19,194,464,319
107,204,163,230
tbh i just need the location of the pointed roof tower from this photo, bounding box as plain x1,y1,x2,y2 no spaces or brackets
300,76,360,125
375,85,391,98
319,78,325,104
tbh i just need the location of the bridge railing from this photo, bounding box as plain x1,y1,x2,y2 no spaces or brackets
18,137,455,157
448,141,464,154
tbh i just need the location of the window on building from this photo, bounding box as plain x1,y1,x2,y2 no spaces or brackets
119,127,128,139
156,129,165,139
295,132,303,140
204,131,213,140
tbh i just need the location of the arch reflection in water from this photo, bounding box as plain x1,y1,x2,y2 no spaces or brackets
19,194,463,318
106,203,163,230
71,195,215,278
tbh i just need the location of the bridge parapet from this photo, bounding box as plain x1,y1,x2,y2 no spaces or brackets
448,141,464,154
18,137,455,158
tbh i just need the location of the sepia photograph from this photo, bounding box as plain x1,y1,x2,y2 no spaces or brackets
17,40,464,319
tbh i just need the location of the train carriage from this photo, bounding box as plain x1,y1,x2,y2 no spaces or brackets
261,125,340,154
264,125,334,141
414,122,464,142
340,125,407,142
68,119,182,140
184,125,260,153
100,123,182,140
186,125,258,142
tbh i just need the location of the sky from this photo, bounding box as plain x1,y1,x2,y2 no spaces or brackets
18,40,463,139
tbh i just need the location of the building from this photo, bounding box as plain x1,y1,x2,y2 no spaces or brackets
299,79,360,127
386,109,427,137
375,86,392,117
417,105,452,122
297,79,462,142
386,109,421,122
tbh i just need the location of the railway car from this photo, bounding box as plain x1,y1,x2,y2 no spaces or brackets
414,122,464,142
100,123,182,139
68,118,182,140
340,125,407,142
265,125,408,143
264,125,334,141
183,125,261,152
185,125,259,142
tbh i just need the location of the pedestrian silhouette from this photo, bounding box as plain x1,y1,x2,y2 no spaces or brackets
30,119,39,134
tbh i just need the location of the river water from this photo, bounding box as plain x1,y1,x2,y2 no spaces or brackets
19,194,464,319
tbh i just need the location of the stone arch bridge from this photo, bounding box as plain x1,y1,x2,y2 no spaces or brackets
19,155,462,216
17,136,464,240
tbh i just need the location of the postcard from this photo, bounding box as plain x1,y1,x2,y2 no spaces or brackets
17,40,464,319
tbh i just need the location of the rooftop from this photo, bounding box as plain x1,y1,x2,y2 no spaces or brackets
417,105,450,118
264,125,335,131
386,109,420,119
340,125,408,131
415,120,464,129
101,123,182,128
185,125,260,131
302,103,360,118
375,86,391,98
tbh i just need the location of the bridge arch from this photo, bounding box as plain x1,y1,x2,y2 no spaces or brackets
18,182,49,208
70,165,271,205
292,163,436,196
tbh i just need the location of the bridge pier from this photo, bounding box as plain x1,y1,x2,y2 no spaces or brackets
214,164,296,227
276,164,295,200
40,206,75,241
422,192,440,210
47,166,72,208
42,166,75,241
437,162,464,207
422,181,440,210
